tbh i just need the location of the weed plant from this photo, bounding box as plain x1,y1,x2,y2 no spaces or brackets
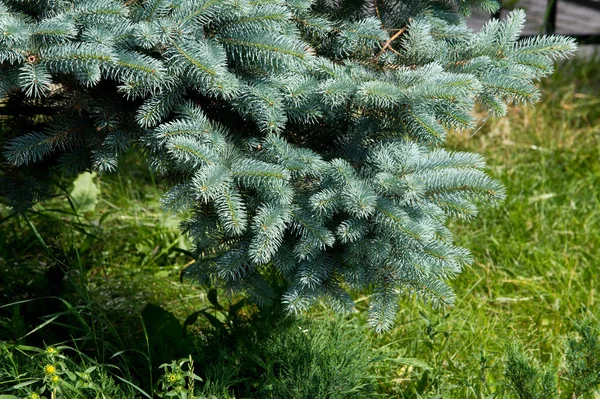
0,343,134,398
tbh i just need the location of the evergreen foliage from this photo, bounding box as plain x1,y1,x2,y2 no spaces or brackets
504,343,558,399
0,0,575,330
564,318,600,398
504,316,600,399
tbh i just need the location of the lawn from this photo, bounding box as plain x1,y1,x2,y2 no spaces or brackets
1,54,599,398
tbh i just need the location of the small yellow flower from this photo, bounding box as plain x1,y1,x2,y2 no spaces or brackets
168,373,178,383
30,393,40,399
51,375,60,383
44,365,56,374
46,347,56,354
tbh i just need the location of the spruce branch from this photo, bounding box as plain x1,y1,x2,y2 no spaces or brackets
0,0,578,329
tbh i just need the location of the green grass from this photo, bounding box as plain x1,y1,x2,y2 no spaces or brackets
1,55,599,398
366,55,600,397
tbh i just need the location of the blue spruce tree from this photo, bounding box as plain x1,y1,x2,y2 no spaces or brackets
0,0,575,331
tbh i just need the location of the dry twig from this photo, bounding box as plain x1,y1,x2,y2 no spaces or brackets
376,21,410,60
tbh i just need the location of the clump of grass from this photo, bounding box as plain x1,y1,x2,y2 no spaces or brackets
190,304,382,399
0,151,205,339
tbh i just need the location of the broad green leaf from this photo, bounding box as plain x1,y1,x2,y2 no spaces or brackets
70,172,100,213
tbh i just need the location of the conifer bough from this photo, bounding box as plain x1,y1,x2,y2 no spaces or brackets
0,0,576,331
